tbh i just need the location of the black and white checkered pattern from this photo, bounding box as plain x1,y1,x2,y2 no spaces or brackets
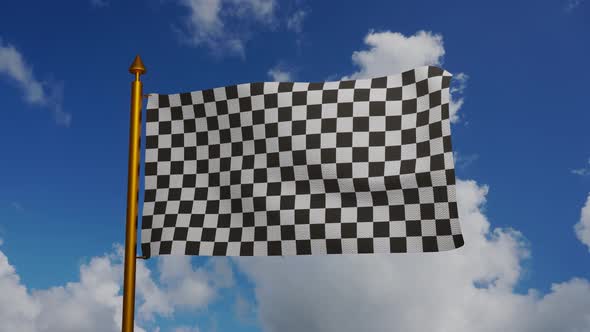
141,66,464,257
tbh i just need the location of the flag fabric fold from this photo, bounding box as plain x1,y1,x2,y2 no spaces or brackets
141,66,464,257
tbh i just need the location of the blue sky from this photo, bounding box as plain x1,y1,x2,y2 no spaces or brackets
1,0,589,331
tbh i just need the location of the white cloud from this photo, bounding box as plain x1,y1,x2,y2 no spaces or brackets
575,194,590,251
454,151,479,169
571,158,590,176
176,0,275,56
0,39,71,126
286,10,307,33
565,0,584,12
0,244,233,331
236,179,590,332
233,30,590,332
344,30,466,123
267,67,292,81
90,0,108,7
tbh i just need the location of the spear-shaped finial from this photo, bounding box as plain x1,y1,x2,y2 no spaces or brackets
128,55,146,75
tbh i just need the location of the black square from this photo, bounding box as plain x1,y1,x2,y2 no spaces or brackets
402,70,415,85
202,228,217,241
278,82,294,92
389,205,405,221
281,166,295,181
429,90,442,107
371,191,388,206
164,214,176,227
216,100,228,115
280,196,295,210
295,210,310,224
278,108,292,122
324,179,340,193
293,91,307,105
417,111,430,127
267,182,281,196
322,90,338,103
305,134,322,149
326,239,343,254
337,103,353,117
371,77,387,88
185,241,200,255
213,243,228,256
325,208,340,222
357,238,374,253
254,226,267,241
431,154,445,171
373,222,389,237
296,240,312,255
341,223,357,238
203,89,215,102
390,237,407,252
292,120,307,135
239,97,252,112
353,117,369,131
369,132,385,146
422,236,438,252
406,221,422,236
322,118,337,132
225,85,238,99
436,219,452,235
267,211,279,225
369,101,386,116
429,122,442,138
403,188,419,204
281,225,296,240
190,214,204,227
159,241,172,255
311,194,326,209
352,147,369,162
336,132,354,149
417,141,430,158
386,87,402,101
321,148,337,163
433,186,448,202
385,116,401,131
295,180,310,194
416,172,433,187
229,228,243,242
310,224,325,239
400,159,416,174
336,163,353,178
353,89,370,101
341,192,357,207
385,146,401,161
420,204,435,219
250,82,264,95
357,207,373,222
402,99,417,114
173,227,188,241
240,242,254,256
293,151,307,165
416,79,429,97
267,241,282,256
368,162,385,177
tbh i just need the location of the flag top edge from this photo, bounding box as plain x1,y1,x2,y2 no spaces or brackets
146,65,452,99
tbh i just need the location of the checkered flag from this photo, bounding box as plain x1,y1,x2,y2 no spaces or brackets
141,66,464,257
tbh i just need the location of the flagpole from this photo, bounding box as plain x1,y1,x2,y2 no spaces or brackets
122,55,146,332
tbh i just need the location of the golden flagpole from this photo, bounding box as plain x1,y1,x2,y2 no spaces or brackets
122,55,146,332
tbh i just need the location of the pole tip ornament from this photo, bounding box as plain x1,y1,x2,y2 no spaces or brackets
129,55,146,75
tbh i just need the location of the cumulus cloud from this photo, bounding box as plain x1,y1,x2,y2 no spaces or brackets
232,30,590,332
236,179,590,332
286,9,307,33
267,67,293,81
571,158,590,176
344,31,466,123
176,0,275,56
0,244,233,331
575,194,590,251
0,39,71,126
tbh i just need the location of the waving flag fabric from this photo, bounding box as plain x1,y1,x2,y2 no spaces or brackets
140,66,464,257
